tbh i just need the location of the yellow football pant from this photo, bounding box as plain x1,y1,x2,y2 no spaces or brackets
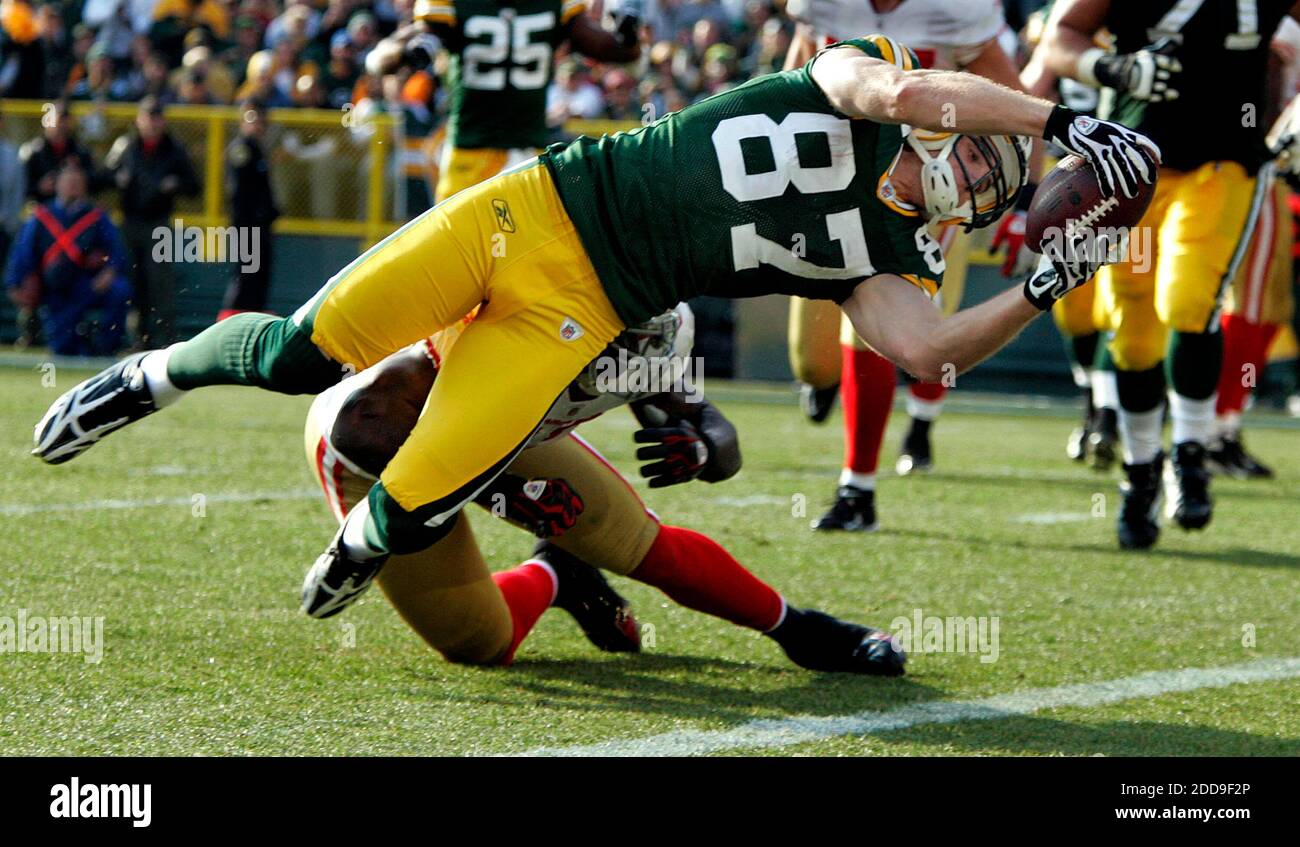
1095,162,1255,371
435,146,539,203
301,161,625,521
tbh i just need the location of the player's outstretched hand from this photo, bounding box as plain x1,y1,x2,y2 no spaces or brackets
1044,106,1160,199
635,422,710,487
1022,226,1127,311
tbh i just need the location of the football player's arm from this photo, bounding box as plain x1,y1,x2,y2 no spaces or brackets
365,21,447,76
843,275,1039,383
811,47,1055,137
568,14,640,64
782,23,820,71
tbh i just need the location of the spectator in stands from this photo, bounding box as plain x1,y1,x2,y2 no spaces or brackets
222,15,265,89
20,100,96,203
698,42,739,98
173,44,236,103
68,41,135,101
105,96,200,347
601,68,640,120
34,2,72,99
220,99,278,319
548,59,604,125
320,29,359,108
0,104,29,347
3,159,131,356
150,0,231,65
235,49,292,107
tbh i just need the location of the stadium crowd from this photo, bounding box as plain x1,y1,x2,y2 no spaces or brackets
0,0,796,117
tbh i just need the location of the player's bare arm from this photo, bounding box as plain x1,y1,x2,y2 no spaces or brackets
811,44,1159,198
843,275,1040,383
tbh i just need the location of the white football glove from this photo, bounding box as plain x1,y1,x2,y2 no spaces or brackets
1044,106,1161,199
1080,40,1182,102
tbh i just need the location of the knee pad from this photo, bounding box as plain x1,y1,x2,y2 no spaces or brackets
1158,289,1220,335
1109,331,1166,373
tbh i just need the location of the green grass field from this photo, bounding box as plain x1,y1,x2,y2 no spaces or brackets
3,362,1299,756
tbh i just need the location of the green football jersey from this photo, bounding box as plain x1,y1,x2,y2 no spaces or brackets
541,37,948,326
414,0,586,149
1103,0,1291,173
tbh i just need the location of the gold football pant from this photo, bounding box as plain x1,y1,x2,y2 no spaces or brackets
435,145,540,203
297,161,625,550
1095,162,1256,371
304,398,660,664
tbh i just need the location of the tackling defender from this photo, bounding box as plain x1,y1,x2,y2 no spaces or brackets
33,35,1158,613
303,306,904,674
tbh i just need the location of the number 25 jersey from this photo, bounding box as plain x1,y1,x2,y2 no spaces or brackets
542,36,947,326
415,0,586,149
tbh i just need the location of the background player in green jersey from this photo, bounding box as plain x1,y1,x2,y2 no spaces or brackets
368,0,641,203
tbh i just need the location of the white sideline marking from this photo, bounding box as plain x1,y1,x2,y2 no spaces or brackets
518,657,1300,757
713,494,788,507
1014,511,1093,525
0,488,319,516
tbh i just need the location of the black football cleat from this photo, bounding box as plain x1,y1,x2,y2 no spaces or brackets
799,382,839,424
896,419,933,475
33,352,159,464
1167,441,1213,531
767,607,905,676
1208,435,1274,480
811,486,878,532
1118,454,1163,550
1087,407,1119,472
535,543,640,653
301,525,389,619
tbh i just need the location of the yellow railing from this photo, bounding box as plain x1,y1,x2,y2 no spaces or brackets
1,100,402,247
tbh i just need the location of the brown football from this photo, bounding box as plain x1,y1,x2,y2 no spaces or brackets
1025,154,1156,253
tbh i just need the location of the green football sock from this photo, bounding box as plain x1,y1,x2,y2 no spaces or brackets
166,314,341,394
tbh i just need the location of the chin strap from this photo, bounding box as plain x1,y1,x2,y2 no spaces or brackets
903,128,969,225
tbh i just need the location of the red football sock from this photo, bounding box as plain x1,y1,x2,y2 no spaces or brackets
842,345,897,475
1217,314,1278,417
491,560,557,665
629,525,785,632
909,380,947,403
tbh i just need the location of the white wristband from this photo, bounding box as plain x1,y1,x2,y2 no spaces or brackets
1076,48,1106,88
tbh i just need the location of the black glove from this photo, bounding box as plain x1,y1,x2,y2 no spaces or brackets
634,421,710,487
611,0,641,48
475,474,584,537
1090,39,1181,103
1043,105,1160,199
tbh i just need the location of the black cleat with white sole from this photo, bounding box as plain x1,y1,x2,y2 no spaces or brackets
1118,454,1163,550
896,419,933,475
301,526,389,618
767,607,905,676
799,382,839,424
1167,441,1212,531
535,542,640,653
33,352,158,464
811,486,878,532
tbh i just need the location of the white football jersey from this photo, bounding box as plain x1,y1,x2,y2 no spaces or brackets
786,0,1005,68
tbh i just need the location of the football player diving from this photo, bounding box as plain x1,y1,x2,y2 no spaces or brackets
303,304,905,674
34,35,1159,621
1041,0,1300,549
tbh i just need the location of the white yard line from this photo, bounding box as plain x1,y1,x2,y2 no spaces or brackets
518,657,1300,757
1013,512,1094,525
0,489,319,516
